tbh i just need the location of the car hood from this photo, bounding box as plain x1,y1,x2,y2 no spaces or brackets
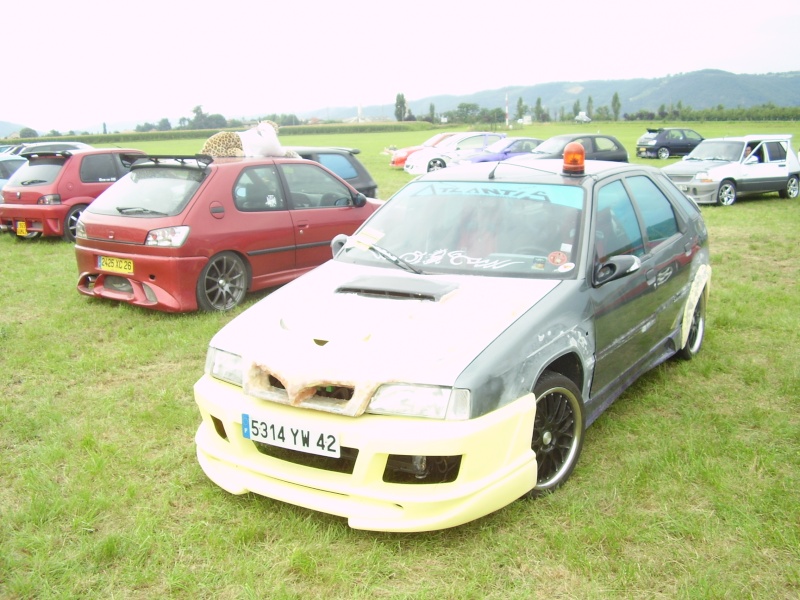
663,159,733,176
211,260,561,399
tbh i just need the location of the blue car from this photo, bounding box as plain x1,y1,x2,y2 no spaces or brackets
453,136,544,165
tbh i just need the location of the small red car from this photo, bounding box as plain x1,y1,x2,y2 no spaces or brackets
0,148,144,241
389,132,456,168
74,154,382,312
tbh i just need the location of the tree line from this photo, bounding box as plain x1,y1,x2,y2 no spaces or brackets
394,92,800,124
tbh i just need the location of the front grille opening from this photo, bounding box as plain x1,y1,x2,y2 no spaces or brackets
211,416,228,440
383,455,462,484
254,442,358,474
315,385,354,400
268,375,285,389
105,275,133,293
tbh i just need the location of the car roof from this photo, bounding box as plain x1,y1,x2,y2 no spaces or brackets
21,147,142,159
414,156,653,185
286,146,361,155
701,134,792,143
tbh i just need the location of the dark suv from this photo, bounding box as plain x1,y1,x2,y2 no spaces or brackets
0,148,144,241
288,146,378,198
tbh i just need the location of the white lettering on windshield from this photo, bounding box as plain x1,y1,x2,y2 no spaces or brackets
400,249,524,270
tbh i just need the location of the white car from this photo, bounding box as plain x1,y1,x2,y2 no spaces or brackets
403,132,505,174
662,134,800,205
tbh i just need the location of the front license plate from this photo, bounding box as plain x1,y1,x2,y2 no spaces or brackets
242,413,340,458
98,255,134,274
15,221,27,236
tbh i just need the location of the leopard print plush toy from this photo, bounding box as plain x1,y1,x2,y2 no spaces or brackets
201,120,299,158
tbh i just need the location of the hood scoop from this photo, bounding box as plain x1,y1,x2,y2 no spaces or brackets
336,275,457,302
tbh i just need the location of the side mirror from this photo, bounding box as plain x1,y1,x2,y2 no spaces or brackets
353,193,367,208
594,255,641,286
331,233,349,257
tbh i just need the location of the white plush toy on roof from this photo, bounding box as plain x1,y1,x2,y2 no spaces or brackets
201,121,299,158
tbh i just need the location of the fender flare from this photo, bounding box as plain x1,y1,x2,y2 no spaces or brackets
680,264,711,349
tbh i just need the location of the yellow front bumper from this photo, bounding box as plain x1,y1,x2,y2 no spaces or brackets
194,374,538,532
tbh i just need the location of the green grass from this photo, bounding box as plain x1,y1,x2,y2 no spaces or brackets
2,124,799,599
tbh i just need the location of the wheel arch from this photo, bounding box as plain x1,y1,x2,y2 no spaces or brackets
537,351,584,395
680,264,711,350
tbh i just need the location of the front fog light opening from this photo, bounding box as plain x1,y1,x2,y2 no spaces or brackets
383,454,462,484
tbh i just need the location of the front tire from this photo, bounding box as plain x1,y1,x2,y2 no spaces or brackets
427,158,446,171
717,180,737,206
196,251,248,311
526,371,585,497
779,175,799,199
657,147,670,160
63,204,87,242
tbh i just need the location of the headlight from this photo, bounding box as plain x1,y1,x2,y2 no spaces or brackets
145,225,190,247
367,384,471,420
644,140,657,146
694,171,714,183
75,220,86,239
205,347,243,386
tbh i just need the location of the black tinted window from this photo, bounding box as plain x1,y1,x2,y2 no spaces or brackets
234,165,286,212
765,142,787,162
80,154,119,183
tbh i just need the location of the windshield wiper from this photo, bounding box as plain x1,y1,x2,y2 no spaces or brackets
368,244,424,275
117,207,168,215
21,179,47,185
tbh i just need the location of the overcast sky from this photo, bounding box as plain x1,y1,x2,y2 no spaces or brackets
5,0,800,132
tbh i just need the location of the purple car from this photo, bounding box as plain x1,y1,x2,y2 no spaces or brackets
452,137,544,165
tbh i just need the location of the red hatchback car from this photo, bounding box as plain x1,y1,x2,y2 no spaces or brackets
0,148,144,241
74,154,381,312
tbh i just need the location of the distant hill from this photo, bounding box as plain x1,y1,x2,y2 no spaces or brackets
301,69,800,121
4,70,799,136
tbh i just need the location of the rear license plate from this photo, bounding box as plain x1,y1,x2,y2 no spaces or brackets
15,221,27,236
242,413,340,458
98,256,134,274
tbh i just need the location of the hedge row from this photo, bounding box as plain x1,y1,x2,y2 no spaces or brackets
4,121,434,145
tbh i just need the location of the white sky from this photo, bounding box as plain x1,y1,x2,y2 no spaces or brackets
5,0,800,132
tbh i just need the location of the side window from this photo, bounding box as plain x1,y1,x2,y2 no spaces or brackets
233,165,286,212
625,175,679,249
485,135,503,146
280,162,353,208
595,180,644,263
80,154,118,183
685,130,703,142
316,153,357,181
764,141,787,162
595,137,618,151
459,136,487,150
575,137,593,152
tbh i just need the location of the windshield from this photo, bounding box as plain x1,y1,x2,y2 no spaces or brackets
484,138,512,153
531,137,568,154
686,140,744,162
423,133,454,148
336,180,585,278
86,166,205,217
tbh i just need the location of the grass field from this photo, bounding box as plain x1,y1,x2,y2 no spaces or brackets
1,123,799,599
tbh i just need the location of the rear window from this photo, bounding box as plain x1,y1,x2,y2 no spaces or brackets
315,153,358,181
86,167,205,217
5,158,66,186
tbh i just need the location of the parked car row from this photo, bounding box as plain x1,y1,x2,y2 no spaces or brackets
398,132,629,174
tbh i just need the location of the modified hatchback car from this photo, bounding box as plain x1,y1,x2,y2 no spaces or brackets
75,154,381,313
403,132,506,174
193,144,711,531
0,148,143,241
662,134,800,205
519,133,628,163
636,127,703,159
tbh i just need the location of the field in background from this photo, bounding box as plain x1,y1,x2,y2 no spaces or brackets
96,120,800,199
1,125,799,598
